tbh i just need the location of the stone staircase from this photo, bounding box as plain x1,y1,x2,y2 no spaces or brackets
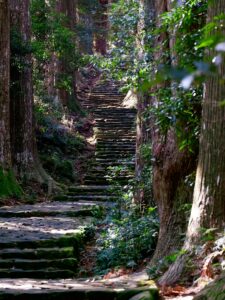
0,81,159,299
61,80,137,202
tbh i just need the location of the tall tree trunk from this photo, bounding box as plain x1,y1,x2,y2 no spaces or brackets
149,0,196,266
159,0,225,285
43,0,78,107
10,0,53,188
0,0,11,169
77,0,94,55
0,0,22,198
94,0,108,55
134,0,155,207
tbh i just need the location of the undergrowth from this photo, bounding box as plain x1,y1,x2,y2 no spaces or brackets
94,165,159,275
35,98,86,184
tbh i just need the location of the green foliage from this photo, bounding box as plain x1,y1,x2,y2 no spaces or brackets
31,0,82,99
10,28,32,75
91,0,140,86
148,87,201,152
95,203,158,274
35,100,85,184
95,167,158,274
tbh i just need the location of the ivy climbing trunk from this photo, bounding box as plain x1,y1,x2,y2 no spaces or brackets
149,0,196,266
159,0,225,285
10,0,53,188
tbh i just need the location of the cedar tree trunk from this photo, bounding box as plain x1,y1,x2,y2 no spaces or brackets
149,0,196,266
159,0,225,285
0,0,11,168
10,0,53,188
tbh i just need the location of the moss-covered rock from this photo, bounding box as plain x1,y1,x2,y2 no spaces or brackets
0,167,23,199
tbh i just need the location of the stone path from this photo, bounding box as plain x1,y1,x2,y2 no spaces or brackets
0,80,159,299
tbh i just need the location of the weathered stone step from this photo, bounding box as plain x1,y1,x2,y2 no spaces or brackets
0,269,76,279
96,144,135,148
89,97,124,100
0,216,92,249
68,185,111,192
91,165,133,170
97,141,135,145
96,149,135,154
95,155,134,160
97,134,136,139
95,116,135,124
85,178,132,185
95,158,135,162
54,195,116,202
96,126,135,130
93,108,136,113
95,119,135,123
0,202,100,218
0,258,77,271
86,172,133,179
0,277,158,300
0,247,75,260
95,116,135,120
96,147,135,152
97,139,135,142
67,190,112,196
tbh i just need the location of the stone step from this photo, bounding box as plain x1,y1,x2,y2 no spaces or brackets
0,247,75,260
86,171,133,178
68,185,112,192
84,177,133,184
96,126,135,130
96,145,135,150
0,269,76,279
0,216,92,249
0,278,158,300
96,147,135,151
95,120,135,124
96,134,136,139
54,195,116,202
95,157,135,162
93,109,136,113
95,149,135,153
85,179,131,185
0,258,77,271
97,138,135,142
97,141,136,145
0,202,101,218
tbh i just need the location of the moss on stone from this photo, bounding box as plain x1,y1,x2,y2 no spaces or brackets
0,167,23,198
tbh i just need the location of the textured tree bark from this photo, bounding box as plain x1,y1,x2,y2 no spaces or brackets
94,0,108,55
55,0,78,106
10,0,53,187
0,0,11,168
159,0,225,285
149,0,197,266
44,0,77,106
77,0,94,54
134,0,155,207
